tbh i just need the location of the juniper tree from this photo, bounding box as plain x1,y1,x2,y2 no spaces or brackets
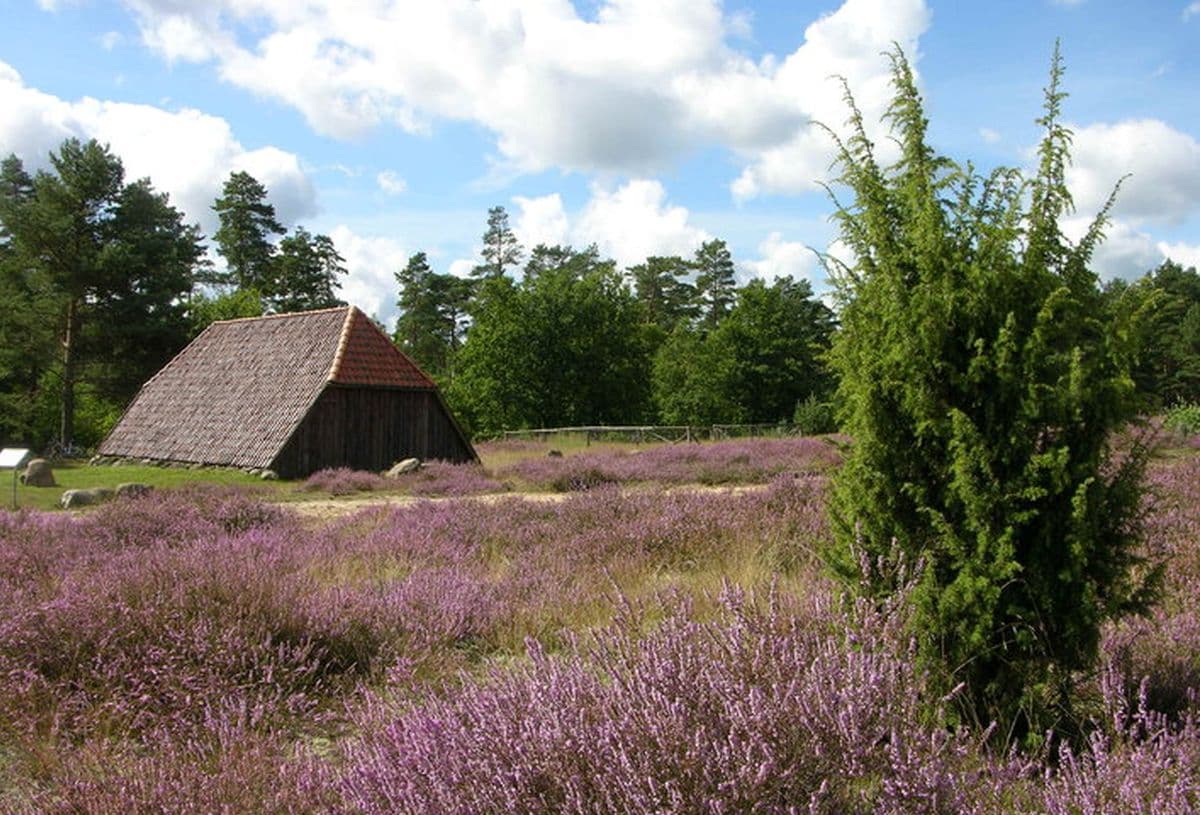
824,46,1157,742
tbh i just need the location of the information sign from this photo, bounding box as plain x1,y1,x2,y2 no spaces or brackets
0,448,31,509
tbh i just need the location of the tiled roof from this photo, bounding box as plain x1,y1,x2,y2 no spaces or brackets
331,308,435,388
99,306,433,468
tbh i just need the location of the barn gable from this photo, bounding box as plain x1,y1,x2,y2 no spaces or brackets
99,306,475,474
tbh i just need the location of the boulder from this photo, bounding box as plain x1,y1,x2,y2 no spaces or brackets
20,459,56,487
547,449,563,458
385,458,421,478
115,482,153,500
60,487,114,509
260,469,279,481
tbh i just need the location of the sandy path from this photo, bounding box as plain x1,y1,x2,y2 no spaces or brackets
283,483,767,522
283,489,570,521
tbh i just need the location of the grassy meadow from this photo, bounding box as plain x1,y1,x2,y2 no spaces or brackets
0,436,1198,812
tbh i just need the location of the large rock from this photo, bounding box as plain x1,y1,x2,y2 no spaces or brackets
115,482,153,500
385,458,421,478
60,487,114,510
19,459,56,487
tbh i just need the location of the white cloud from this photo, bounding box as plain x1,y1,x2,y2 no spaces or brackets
376,170,407,195
112,0,931,195
979,127,1001,144
731,0,931,199
327,225,409,328
1184,2,1200,21
512,193,570,249
1158,240,1200,269
447,259,475,279
574,179,710,268
743,232,820,283
1067,119,1200,227
99,31,123,50
0,60,316,234
1061,215,1183,281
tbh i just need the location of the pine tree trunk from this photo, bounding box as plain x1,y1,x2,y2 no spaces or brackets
60,297,79,447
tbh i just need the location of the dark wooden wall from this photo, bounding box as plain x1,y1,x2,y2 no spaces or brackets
271,386,476,478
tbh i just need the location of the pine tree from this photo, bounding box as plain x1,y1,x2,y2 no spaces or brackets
212,171,284,293
271,227,347,313
472,205,523,279
693,238,737,330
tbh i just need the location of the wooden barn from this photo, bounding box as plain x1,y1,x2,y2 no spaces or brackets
99,306,476,477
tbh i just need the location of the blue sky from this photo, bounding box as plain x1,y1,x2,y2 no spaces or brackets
2,0,1198,325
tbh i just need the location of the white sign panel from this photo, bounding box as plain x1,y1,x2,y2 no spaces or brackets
0,448,31,468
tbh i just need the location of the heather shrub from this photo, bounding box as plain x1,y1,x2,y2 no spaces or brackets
1100,456,1200,718
9,715,336,815
827,48,1155,739
503,436,841,491
1038,671,1200,814
337,586,1014,815
0,526,378,750
551,465,621,492
407,461,505,497
301,467,391,496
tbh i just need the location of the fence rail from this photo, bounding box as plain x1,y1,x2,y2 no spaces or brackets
499,424,807,445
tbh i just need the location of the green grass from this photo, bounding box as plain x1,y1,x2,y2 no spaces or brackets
475,435,659,471
8,460,284,512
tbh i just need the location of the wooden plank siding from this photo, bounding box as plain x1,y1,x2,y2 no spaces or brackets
271,385,475,478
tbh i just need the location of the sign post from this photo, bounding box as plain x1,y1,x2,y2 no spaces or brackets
0,448,31,510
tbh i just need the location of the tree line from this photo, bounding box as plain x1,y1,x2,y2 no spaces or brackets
3,137,1199,454
0,139,347,449
395,206,837,437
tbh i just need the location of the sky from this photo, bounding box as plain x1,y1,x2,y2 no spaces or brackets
1,0,1198,326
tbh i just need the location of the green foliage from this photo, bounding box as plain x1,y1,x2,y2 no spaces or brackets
448,245,650,435
211,171,284,292
693,238,738,329
652,324,738,425
0,140,202,447
270,227,346,313
472,205,523,280
792,393,838,435
1163,402,1200,435
187,288,265,338
394,251,472,379
825,46,1155,740
652,276,835,425
1105,261,1200,407
628,255,699,334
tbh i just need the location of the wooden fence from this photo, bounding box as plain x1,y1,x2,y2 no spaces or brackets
498,424,806,445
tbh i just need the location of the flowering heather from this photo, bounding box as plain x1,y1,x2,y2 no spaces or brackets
406,461,506,497
500,436,843,491
337,587,1020,815
9,715,337,815
2,448,1200,811
1101,455,1200,716
301,467,392,496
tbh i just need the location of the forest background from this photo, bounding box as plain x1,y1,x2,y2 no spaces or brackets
1,141,1199,450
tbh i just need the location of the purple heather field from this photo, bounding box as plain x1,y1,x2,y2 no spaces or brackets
0,440,1199,812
